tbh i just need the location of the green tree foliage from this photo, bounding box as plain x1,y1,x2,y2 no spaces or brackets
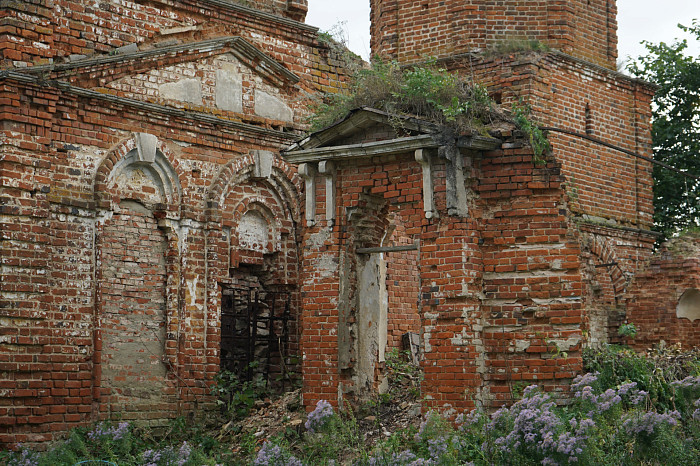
628,21,700,239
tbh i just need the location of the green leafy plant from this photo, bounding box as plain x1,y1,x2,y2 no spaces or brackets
212,366,268,419
308,60,501,134
618,323,638,339
512,100,551,165
385,348,423,400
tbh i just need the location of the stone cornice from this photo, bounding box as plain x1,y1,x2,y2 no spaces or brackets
17,37,300,85
283,133,499,164
184,0,317,33
0,71,300,142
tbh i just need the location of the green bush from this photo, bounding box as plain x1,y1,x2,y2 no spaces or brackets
308,60,499,134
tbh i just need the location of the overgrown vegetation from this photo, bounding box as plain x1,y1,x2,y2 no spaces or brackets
212,368,270,420
4,346,699,465
308,60,551,165
309,60,500,133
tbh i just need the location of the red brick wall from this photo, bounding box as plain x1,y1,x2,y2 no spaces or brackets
459,53,655,230
624,237,700,351
0,0,350,445
370,0,617,69
578,224,657,345
0,0,313,66
97,206,177,423
300,153,425,405
451,51,656,348
386,220,421,351
299,130,584,412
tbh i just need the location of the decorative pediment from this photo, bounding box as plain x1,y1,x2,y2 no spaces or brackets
284,107,499,162
36,37,299,89
90,40,298,123
284,107,502,221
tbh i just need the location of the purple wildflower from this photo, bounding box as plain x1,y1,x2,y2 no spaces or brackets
596,389,622,412
87,421,130,442
177,441,192,466
617,382,637,396
571,372,598,393
671,376,700,390
427,438,448,459
368,450,428,466
622,410,680,435
458,408,483,431
7,445,39,466
630,390,648,406
254,441,303,466
304,399,334,433
142,448,162,466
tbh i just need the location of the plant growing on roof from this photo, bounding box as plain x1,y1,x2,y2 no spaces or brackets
309,60,551,166
308,60,500,133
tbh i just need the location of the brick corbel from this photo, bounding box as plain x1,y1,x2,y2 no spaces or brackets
414,149,437,219
437,140,468,217
298,162,317,226
318,160,336,225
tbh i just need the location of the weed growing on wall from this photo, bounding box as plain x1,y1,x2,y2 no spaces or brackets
309,61,551,165
511,100,551,165
309,60,501,134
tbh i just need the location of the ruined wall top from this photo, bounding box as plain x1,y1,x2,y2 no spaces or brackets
0,0,313,67
370,0,618,69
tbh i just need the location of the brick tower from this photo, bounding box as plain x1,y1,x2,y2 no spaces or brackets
365,0,657,404
370,0,618,69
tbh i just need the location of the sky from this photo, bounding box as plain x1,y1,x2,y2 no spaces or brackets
306,0,700,64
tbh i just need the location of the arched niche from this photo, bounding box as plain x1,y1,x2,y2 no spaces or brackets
94,133,183,215
677,288,700,322
92,134,182,424
107,149,181,209
232,200,281,256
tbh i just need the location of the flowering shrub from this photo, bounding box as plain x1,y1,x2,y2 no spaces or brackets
86,422,130,442
4,446,40,466
305,400,334,433
362,372,699,466
254,441,303,466
142,441,193,466
2,349,698,466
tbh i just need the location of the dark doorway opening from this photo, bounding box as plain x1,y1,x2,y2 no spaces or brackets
220,287,295,390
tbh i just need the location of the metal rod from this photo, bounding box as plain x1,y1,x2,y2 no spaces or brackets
541,126,700,181
595,262,618,268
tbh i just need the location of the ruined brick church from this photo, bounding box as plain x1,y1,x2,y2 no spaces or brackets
1,0,698,447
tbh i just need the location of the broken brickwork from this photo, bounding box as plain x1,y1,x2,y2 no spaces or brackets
0,0,690,450
623,236,700,351
364,0,660,399
0,0,355,447
286,112,583,410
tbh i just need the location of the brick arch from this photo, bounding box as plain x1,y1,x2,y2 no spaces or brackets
93,135,184,215
91,134,186,424
207,153,302,224
585,233,630,300
229,199,282,253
